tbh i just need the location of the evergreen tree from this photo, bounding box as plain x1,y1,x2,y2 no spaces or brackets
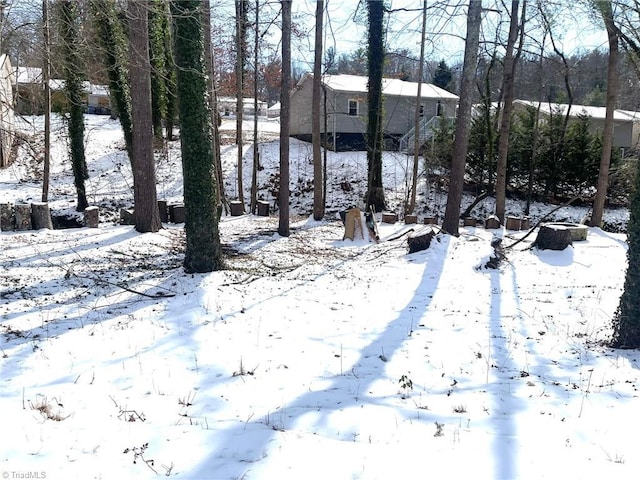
431,59,453,90
58,0,88,212
170,0,223,272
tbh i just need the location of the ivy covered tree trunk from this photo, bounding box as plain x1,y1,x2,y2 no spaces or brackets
170,0,222,272
612,160,640,348
149,0,171,141
90,0,134,163
365,0,386,213
128,0,162,233
58,0,88,212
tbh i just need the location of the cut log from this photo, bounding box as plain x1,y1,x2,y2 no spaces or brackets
84,206,100,228
382,212,397,224
407,227,435,253
169,204,185,223
463,217,477,227
14,204,32,231
0,203,14,231
31,202,53,230
404,214,417,225
343,207,364,240
533,224,573,250
485,215,500,229
157,200,169,223
230,201,244,216
505,216,521,230
257,200,270,217
120,208,135,225
423,215,438,225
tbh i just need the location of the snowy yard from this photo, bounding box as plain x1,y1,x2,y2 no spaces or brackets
0,115,638,479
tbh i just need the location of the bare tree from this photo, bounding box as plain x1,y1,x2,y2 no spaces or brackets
128,0,161,233
235,0,248,210
279,0,291,237
494,0,525,224
442,0,482,235
591,0,619,227
406,0,427,216
312,0,324,220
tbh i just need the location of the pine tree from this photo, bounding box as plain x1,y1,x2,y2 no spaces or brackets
431,60,452,90
170,0,223,272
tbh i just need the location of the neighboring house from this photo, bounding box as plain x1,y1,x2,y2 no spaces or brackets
0,54,15,168
267,101,280,119
513,100,640,151
289,73,459,151
218,96,268,117
13,66,111,115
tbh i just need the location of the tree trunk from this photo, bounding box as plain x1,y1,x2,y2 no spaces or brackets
365,0,386,213
591,1,619,228
203,0,227,214
251,0,260,214
441,0,481,235
235,0,247,209
42,0,51,202
278,0,291,237
90,0,134,163
312,0,324,221
128,0,161,233
494,1,522,223
406,0,427,216
171,0,223,272
59,0,88,212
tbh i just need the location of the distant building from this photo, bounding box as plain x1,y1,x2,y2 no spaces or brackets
513,100,640,151
13,66,111,115
289,73,459,151
0,55,15,168
218,96,268,117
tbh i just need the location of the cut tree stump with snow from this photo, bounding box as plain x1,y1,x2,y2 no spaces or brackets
84,206,99,228
533,224,573,250
407,226,435,253
343,207,364,240
15,204,32,231
31,202,53,230
0,203,14,231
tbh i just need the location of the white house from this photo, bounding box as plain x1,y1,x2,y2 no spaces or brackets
289,73,459,151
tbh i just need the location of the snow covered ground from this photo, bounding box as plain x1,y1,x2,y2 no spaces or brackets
0,115,638,479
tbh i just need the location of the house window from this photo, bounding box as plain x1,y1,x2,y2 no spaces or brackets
419,105,425,117
348,99,359,116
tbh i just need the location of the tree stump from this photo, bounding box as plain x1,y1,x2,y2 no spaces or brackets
407,227,435,253
382,212,397,224
404,214,417,225
169,204,185,223
423,215,438,225
505,216,521,230
120,208,135,225
31,202,53,230
343,207,364,240
14,204,32,231
0,203,14,231
485,215,500,229
84,206,100,228
230,201,244,216
463,217,477,227
257,200,270,217
157,200,169,223
533,224,573,250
